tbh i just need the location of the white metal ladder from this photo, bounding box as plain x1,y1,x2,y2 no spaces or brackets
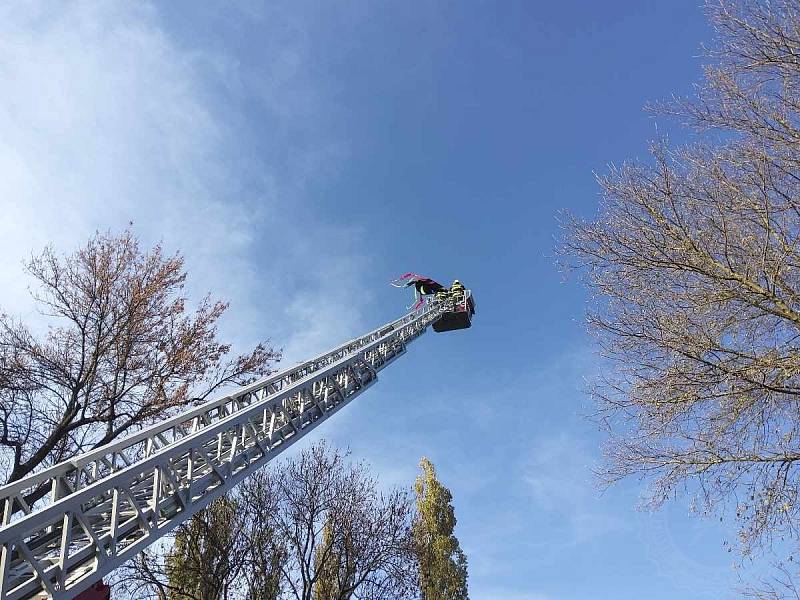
0,299,450,599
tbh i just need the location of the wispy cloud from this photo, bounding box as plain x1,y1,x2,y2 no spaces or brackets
634,505,744,599
522,431,628,545
0,1,367,363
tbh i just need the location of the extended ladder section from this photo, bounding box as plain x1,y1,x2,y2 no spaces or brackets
0,299,452,600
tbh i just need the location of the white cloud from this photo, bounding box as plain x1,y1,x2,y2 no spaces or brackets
0,1,368,364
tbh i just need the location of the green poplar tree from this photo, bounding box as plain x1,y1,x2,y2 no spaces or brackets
314,519,357,600
314,521,338,600
245,525,283,600
165,496,242,600
412,458,469,600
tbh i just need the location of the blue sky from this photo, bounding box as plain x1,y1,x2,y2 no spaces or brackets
0,1,770,598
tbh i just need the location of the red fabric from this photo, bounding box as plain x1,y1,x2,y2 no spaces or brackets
73,581,110,600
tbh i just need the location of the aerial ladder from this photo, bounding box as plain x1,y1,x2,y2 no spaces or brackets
0,288,474,599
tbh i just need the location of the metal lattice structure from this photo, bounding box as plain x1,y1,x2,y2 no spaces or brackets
0,293,471,600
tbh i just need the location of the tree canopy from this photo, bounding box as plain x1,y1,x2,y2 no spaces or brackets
120,442,416,600
0,230,279,508
413,458,468,600
563,0,800,565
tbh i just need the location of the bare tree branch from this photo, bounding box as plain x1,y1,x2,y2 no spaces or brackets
0,230,280,511
562,0,800,569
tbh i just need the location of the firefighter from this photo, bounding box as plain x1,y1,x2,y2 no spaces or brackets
435,287,450,303
450,280,465,303
450,280,475,316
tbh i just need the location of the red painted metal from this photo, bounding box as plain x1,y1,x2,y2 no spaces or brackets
73,581,110,600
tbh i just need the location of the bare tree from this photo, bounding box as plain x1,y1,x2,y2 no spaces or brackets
742,562,800,600
562,0,800,561
238,442,417,600
0,230,279,508
116,442,414,600
238,475,285,600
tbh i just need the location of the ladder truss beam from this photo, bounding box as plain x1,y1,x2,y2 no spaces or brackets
0,302,446,599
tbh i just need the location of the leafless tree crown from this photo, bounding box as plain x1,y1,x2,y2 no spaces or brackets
0,230,279,505
562,0,800,557
241,442,416,600
117,441,416,600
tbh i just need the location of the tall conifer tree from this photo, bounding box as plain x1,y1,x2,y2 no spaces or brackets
412,458,468,600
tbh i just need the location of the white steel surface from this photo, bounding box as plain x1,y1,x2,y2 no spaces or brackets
0,297,456,600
